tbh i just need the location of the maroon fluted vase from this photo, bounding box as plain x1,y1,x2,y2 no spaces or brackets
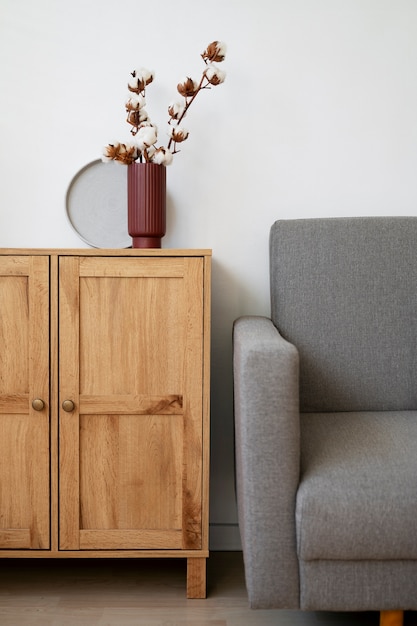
127,162,166,248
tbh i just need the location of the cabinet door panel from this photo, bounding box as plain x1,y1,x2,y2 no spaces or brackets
59,256,204,551
0,256,50,549
79,414,183,530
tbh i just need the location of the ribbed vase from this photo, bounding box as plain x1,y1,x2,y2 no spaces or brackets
127,162,167,248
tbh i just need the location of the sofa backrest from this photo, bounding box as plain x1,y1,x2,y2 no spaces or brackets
270,217,417,412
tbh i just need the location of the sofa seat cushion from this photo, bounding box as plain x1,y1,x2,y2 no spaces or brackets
296,411,417,561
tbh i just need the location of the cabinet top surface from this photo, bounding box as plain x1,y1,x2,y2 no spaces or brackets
0,248,212,257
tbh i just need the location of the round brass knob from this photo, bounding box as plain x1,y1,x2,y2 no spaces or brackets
62,399,75,412
32,398,45,411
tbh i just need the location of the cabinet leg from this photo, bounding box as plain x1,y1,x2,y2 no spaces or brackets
186,557,206,599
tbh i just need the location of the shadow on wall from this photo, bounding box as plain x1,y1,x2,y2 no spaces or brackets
209,258,255,542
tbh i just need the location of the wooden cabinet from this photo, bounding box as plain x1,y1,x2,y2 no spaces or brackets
0,256,50,550
0,249,211,598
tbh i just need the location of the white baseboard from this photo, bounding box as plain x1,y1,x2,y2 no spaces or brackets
209,523,242,551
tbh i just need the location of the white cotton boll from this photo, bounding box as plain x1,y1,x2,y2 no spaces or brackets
168,101,186,120
136,125,158,150
135,67,154,85
124,141,137,152
177,77,199,98
126,94,146,110
153,147,174,166
216,41,227,57
102,142,119,162
204,64,226,85
128,75,139,90
138,108,149,123
201,41,227,63
169,125,189,142
128,68,155,94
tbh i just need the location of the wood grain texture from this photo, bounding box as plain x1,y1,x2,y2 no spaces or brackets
0,250,211,598
49,254,59,552
187,557,207,599
0,255,50,550
59,255,207,553
79,414,183,533
0,248,212,257
59,256,81,550
79,394,183,414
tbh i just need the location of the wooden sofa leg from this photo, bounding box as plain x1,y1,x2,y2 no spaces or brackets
380,611,404,626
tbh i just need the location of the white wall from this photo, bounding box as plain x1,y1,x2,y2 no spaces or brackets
1,0,417,549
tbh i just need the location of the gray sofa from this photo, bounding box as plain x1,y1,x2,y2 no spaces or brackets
233,217,417,624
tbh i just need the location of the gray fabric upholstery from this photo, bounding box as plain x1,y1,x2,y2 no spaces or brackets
270,217,417,412
233,217,417,611
297,411,417,561
233,316,300,608
300,560,417,611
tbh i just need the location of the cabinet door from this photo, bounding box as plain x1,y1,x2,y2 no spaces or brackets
59,256,205,551
0,256,50,549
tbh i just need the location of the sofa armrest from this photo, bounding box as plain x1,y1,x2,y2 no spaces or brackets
233,315,300,608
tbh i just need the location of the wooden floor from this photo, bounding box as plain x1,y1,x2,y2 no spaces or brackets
0,552,416,625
